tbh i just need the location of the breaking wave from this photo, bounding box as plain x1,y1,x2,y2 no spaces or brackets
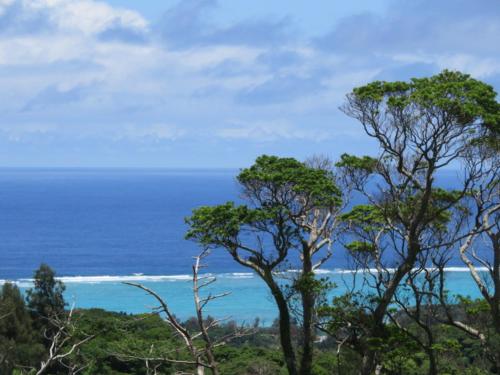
0,267,487,287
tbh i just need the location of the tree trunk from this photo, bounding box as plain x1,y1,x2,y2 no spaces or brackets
264,271,298,375
487,232,500,372
361,243,420,374
426,348,438,375
360,350,376,375
299,249,315,375
360,272,409,374
491,233,500,335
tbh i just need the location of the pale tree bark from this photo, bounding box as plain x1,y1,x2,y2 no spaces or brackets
124,249,250,375
35,304,95,375
297,207,341,375
447,153,500,370
227,200,342,375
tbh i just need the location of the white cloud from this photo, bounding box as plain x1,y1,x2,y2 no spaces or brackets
119,124,186,141
216,121,332,142
0,0,14,13
0,122,58,141
0,0,498,167
21,0,148,35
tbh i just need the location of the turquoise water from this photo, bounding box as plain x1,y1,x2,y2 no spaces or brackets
9,269,485,323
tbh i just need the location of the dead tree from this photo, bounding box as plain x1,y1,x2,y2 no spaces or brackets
35,304,94,375
124,249,250,375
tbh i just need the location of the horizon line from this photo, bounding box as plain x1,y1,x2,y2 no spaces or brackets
0,166,241,170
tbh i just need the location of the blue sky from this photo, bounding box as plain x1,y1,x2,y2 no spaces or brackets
0,0,498,168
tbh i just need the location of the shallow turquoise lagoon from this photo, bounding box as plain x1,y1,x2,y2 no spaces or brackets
9,269,485,324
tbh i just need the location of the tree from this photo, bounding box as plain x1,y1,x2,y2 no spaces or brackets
186,155,343,375
26,263,66,322
334,70,499,374
0,283,43,374
437,132,500,370
35,304,95,375
23,264,95,374
124,249,249,375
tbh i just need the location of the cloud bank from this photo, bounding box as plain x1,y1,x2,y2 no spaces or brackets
0,0,498,167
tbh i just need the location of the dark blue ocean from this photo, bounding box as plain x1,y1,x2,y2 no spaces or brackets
0,169,485,322
0,168,245,279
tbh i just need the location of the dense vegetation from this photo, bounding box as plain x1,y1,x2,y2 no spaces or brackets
0,278,497,374
0,71,498,374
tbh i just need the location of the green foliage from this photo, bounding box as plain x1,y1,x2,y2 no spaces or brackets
340,188,465,236
352,70,500,135
456,296,491,316
353,80,411,103
320,293,500,374
341,204,385,229
335,153,378,173
186,155,343,262
238,155,342,208
381,188,462,230
68,309,179,375
345,241,376,254
185,202,263,246
0,283,32,341
368,325,425,374
24,308,345,375
318,293,372,335
349,70,500,157
216,346,285,375
292,272,333,296
0,286,497,374
26,263,66,319
0,283,44,374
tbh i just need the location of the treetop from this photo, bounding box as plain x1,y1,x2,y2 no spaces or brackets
350,70,500,134
238,155,342,208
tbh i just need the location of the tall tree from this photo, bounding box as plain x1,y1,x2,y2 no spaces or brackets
186,155,343,375
26,264,66,333
334,70,499,374
440,134,500,370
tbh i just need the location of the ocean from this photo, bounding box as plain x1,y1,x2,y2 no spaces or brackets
0,169,486,322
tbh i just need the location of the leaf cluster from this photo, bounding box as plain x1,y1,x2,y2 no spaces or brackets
352,70,500,134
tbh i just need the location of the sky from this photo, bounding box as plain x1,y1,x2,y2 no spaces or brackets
0,0,499,168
